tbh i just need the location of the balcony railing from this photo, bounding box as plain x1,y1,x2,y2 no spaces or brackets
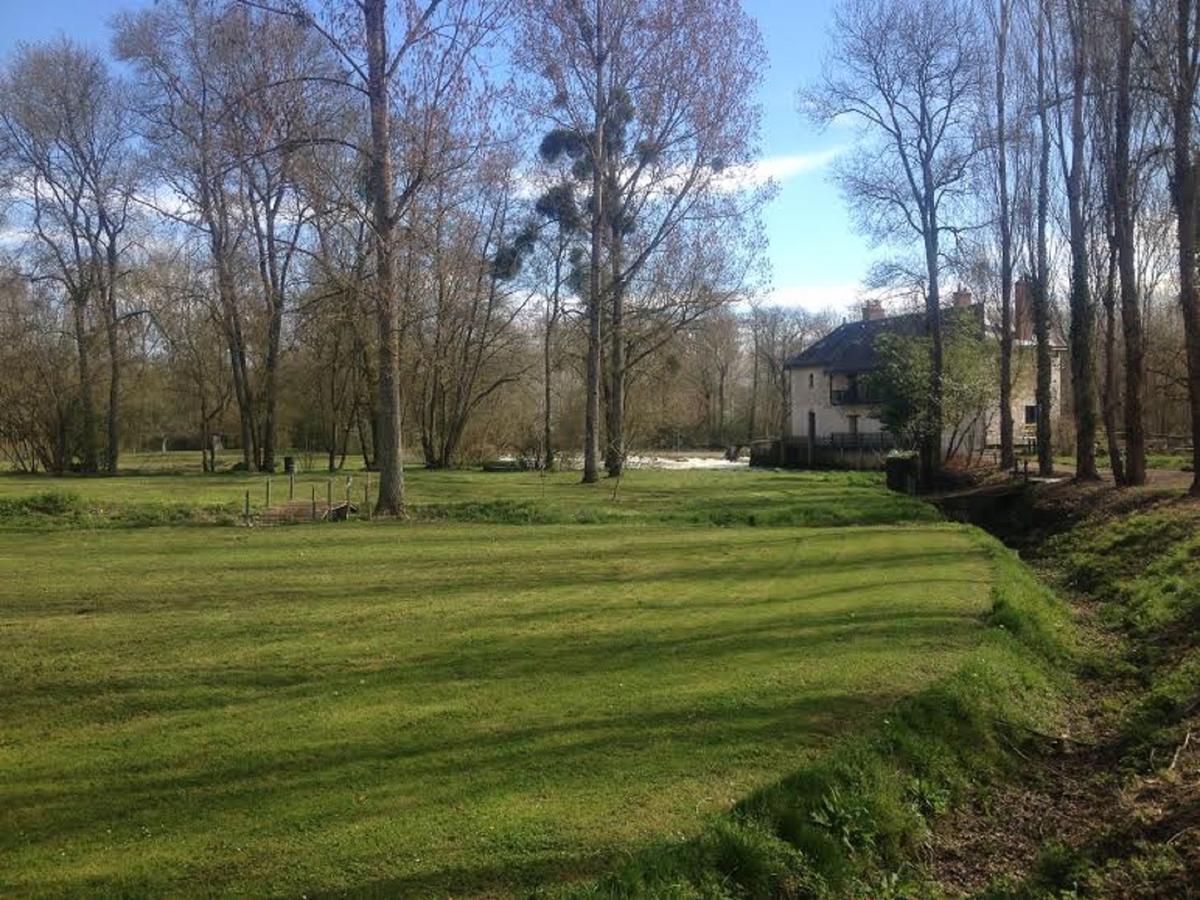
830,388,878,406
827,432,896,449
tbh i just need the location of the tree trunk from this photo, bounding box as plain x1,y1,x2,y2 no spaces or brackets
211,242,257,472
71,295,99,473
261,296,283,473
356,405,374,471
1102,243,1127,484
223,306,256,472
1115,0,1145,485
1171,7,1200,496
202,178,256,472
102,242,121,475
1034,0,1055,477
583,5,605,485
921,222,942,489
997,0,1015,470
104,314,120,475
606,220,625,477
717,367,727,444
747,338,759,442
1173,0,1200,496
543,277,558,470
366,0,407,515
1066,0,1100,481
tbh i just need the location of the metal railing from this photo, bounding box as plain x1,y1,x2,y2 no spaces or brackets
830,388,878,406
827,432,896,449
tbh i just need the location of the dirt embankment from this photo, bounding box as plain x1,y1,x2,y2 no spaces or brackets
928,479,1200,897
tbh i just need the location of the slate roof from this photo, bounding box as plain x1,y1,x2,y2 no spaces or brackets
784,305,983,374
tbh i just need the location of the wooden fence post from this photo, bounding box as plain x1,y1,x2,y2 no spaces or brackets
364,473,371,520
244,490,250,525
289,472,295,501
265,477,271,510
326,479,333,518
311,484,317,522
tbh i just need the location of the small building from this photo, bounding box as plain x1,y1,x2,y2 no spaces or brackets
756,283,1064,469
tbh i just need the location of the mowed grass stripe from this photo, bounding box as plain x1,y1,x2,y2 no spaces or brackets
0,522,989,897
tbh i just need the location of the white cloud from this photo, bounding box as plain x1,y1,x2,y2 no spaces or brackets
513,147,842,201
713,148,842,193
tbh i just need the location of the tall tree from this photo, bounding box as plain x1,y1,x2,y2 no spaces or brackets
223,7,329,472
1114,0,1147,484
808,0,983,487
116,0,261,471
519,0,767,479
1060,0,1102,481
517,0,610,483
1143,0,1200,493
242,0,501,512
1031,0,1056,476
991,0,1017,470
410,157,536,469
1092,2,1131,485
0,41,138,474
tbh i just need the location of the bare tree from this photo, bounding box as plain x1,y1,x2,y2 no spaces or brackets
518,0,768,479
241,0,503,513
1114,0,1147,484
149,254,234,473
1031,0,1057,476
1142,0,1200,493
0,41,138,474
516,0,610,483
691,309,742,445
990,0,1018,469
0,273,80,473
221,8,333,471
410,158,536,468
747,303,835,441
1059,0,1102,480
116,0,263,470
808,0,983,487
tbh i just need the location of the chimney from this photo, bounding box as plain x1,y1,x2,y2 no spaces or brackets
861,299,886,321
1014,277,1034,341
951,286,973,309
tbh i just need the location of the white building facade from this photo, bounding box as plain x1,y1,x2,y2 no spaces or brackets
782,287,1063,464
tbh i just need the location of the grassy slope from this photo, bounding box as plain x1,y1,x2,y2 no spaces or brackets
914,496,1200,900
574,534,1072,899
0,468,1074,897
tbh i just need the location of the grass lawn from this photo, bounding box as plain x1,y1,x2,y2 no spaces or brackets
0,458,937,528
0,468,997,896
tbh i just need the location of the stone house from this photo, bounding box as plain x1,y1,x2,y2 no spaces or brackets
759,282,1064,468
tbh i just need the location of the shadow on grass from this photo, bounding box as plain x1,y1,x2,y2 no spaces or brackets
3,686,902,897
0,579,981,892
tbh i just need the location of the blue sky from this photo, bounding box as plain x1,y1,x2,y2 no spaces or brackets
5,0,873,312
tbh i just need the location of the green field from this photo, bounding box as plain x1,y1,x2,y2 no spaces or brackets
1,466,1016,896
0,459,938,529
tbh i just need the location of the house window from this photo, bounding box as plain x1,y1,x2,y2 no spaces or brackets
1024,404,1038,425
808,372,814,390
